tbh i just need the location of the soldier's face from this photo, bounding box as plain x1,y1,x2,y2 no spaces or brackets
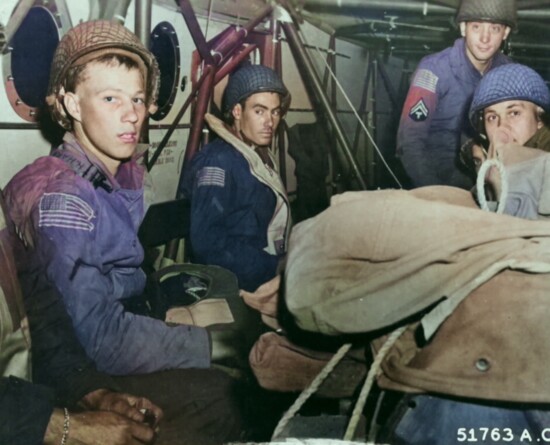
461,22,510,69
64,60,147,174
484,100,542,146
232,92,281,147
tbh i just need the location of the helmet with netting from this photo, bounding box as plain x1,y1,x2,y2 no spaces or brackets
222,64,290,115
456,0,517,30
469,63,550,128
46,20,159,129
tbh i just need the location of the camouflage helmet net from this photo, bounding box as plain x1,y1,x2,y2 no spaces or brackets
469,63,550,128
222,64,290,115
456,0,518,30
46,20,160,129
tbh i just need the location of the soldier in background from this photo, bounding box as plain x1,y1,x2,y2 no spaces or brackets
397,0,515,188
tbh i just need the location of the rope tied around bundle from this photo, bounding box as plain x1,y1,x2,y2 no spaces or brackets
271,325,407,442
476,156,508,214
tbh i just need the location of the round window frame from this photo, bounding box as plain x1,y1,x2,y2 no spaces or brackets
149,21,180,121
3,0,70,122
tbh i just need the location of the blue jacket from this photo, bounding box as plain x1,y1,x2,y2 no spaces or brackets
5,134,210,375
397,38,511,188
181,133,287,292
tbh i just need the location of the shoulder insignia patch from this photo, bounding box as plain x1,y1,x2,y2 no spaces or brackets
412,69,438,93
39,193,95,231
197,166,225,188
409,99,429,122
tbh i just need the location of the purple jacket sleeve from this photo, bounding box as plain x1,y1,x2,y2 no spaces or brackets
22,263,121,406
33,190,210,375
396,65,440,186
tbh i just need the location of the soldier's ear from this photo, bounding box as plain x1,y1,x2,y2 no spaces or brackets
232,103,242,122
503,26,511,40
459,22,466,37
63,92,82,123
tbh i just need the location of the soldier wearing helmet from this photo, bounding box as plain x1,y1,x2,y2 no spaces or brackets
470,63,550,151
462,63,550,219
4,20,245,445
396,0,515,189
181,64,291,293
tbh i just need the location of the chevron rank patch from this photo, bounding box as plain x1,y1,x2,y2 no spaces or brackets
412,69,438,93
197,166,225,188
39,193,95,231
409,99,429,122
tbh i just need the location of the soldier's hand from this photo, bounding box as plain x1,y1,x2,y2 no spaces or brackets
80,389,163,429
44,408,157,445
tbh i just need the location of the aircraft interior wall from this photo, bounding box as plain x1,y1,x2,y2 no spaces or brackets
0,0,378,204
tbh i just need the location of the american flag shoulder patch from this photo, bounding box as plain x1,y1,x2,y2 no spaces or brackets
39,193,95,232
412,69,438,93
197,166,225,188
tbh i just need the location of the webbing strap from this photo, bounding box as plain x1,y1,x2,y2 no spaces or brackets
52,150,113,192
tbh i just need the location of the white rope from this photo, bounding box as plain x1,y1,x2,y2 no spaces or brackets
271,342,353,440
204,0,215,40
344,326,407,441
271,326,407,441
476,157,508,214
297,28,403,189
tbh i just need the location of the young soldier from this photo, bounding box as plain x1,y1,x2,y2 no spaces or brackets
397,0,515,188
4,20,243,444
468,63,550,160
466,63,550,218
0,189,163,445
181,64,291,292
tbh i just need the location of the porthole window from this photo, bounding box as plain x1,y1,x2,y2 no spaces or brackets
3,2,63,121
150,21,180,121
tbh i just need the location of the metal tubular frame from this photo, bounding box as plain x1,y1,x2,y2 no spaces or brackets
146,65,213,170
182,63,215,166
177,0,273,171
135,0,151,44
146,0,276,195
352,56,372,158
214,43,258,84
147,0,413,193
302,0,550,18
280,19,367,190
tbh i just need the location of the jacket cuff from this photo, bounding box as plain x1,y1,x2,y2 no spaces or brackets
0,376,54,445
57,366,121,408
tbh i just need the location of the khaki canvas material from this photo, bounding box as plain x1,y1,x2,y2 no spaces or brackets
285,183,550,402
374,269,550,402
285,186,550,337
249,331,366,398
